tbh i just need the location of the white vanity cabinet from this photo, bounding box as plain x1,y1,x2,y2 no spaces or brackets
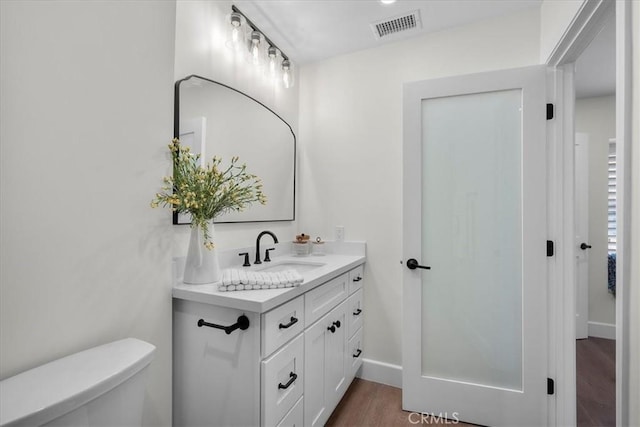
173,260,365,427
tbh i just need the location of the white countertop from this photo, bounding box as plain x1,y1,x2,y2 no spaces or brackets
173,244,366,313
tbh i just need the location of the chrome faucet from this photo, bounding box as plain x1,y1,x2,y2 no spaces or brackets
255,230,279,264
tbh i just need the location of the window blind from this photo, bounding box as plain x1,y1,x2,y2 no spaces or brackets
608,140,616,253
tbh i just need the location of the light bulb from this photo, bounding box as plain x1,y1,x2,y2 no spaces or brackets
282,59,294,88
248,31,265,66
268,46,281,79
226,12,245,51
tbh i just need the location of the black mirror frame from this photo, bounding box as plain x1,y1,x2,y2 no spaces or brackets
173,74,296,225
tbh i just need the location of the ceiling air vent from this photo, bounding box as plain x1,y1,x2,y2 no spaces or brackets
371,10,422,40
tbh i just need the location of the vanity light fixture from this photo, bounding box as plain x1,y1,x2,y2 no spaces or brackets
228,5,294,88
380,0,397,4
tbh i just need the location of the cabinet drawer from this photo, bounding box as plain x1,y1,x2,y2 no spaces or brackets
348,327,364,381
275,396,303,427
348,265,364,294
305,273,348,326
262,334,304,427
347,288,364,338
262,296,304,358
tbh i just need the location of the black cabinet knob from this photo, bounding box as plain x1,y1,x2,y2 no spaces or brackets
580,243,592,250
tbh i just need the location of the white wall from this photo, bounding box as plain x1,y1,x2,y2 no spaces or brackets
540,0,586,62
575,95,616,327
298,7,541,367
173,0,299,255
0,2,176,425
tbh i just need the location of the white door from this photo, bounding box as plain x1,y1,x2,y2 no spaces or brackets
402,66,548,427
575,132,590,339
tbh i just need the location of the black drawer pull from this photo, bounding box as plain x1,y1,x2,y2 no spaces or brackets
353,276,362,282
353,308,362,316
279,316,298,329
327,324,336,333
278,372,298,390
353,349,362,358
197,315,250,335
333,320,341,328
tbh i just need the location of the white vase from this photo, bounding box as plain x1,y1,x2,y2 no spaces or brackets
183,221,221,284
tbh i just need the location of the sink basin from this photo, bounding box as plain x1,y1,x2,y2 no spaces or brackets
257,260,326,273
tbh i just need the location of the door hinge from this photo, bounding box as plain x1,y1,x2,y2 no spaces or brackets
546,103,554,120
547,378,555,395
547,240,554,257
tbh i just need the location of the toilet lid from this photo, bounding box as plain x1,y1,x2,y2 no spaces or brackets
0,338,155,426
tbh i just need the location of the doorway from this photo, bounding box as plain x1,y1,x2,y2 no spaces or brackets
573,10,616,425
546,0,632,425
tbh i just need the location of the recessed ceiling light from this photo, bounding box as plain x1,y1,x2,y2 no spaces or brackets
380,0,396,4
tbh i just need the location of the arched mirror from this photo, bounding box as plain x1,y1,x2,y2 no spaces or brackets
174,75,296,224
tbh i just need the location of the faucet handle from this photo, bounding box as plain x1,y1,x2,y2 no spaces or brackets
239,252,250,267
264,248,275,262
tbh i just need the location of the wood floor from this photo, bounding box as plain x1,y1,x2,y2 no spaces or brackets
576,337,615,426
326,378,474,426
326,337,615,427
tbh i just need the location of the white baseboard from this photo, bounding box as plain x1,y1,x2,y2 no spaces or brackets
588,321,616,340
357,358,403,388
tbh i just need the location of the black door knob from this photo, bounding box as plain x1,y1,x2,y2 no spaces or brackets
580,243,592,250
406,258,431,270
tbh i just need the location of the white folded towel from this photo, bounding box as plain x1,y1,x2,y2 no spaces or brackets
219,269,304,292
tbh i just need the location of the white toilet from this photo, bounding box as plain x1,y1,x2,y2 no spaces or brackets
0,338,155,427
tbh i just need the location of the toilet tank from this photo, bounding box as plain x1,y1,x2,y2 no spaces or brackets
0,338,155,427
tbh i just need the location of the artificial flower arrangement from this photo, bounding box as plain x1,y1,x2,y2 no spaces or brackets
152,138,266,249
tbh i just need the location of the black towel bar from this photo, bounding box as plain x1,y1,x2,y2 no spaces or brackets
197,315,250,334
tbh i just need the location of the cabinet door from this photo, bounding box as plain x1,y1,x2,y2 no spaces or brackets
304,313,329,427
304,300,349,427
325,300,349,410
